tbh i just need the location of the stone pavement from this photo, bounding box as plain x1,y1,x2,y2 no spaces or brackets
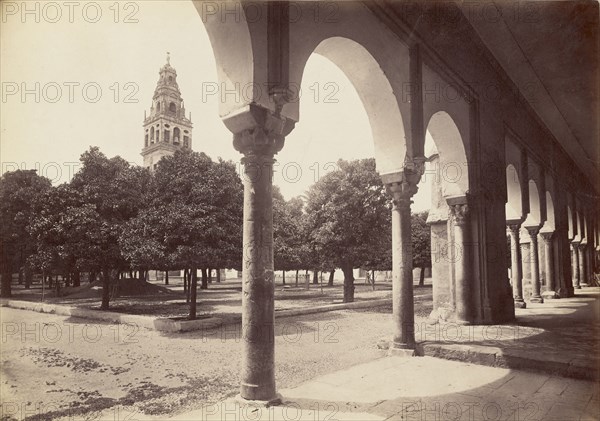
165,356,598,420
418,288,600,381
160,288,600,421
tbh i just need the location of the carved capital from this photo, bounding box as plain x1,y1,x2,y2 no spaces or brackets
525,226,540,246
233,126,284,157
382,170,420,210
449,203,469,226
506,219,522,237
447,195,470,226
539,231,554,244
228,104,295,157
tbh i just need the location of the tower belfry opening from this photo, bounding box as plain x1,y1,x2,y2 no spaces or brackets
141,53,193,171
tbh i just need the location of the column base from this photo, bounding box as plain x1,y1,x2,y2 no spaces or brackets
451,317,471,326
388,346,416,357
574,285,582,289
581,282,589,288
234,393,282,408
514,299,527,309
542,291,559,300
530,296,544,304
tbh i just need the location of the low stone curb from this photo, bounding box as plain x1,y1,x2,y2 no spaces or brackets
416,342,599,381
0,298,392,333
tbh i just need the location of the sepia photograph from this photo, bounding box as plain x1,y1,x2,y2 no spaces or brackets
1,0,599,420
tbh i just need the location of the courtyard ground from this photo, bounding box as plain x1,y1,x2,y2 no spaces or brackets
1,287,598,420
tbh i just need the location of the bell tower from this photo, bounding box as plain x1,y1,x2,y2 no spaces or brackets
142,53,193,170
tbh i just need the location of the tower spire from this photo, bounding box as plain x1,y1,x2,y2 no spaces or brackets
142,56,193,171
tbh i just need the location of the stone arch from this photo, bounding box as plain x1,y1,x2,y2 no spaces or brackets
424,111,469,198
506,164,523,221
524,180,541,227
568,205,574,239
295,36,407,175
543,191,556,232
193,0,258,118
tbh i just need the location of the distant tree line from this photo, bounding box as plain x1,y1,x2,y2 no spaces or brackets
0,150,431,317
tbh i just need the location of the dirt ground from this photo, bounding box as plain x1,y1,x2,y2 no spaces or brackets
0,290,432,421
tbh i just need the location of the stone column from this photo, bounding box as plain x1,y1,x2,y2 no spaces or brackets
526,226,543,303
383,171,420,354
507,222,526,308
580,243,589,287
540,232,558,299
448,196,471,323
572,242,581,289
233,109,293,404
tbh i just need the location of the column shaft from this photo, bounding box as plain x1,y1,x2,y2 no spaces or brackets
541,232,558,299
240,154,277,401
508,224,526,308
449,201,470,323
573,243,581,289
527,227,543,303
391,198,415,348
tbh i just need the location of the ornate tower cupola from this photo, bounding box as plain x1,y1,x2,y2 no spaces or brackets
142,53,193,170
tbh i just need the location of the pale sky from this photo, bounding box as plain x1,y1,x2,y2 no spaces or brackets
1,0,431,211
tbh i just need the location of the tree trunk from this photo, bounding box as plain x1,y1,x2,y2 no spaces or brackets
328,269,335,286
295,270,299,287
189,268,198,320
100,269,110,310
25,267,33,289
73,271,81,287
372,269,376,291
0,271,12,298
55,274,61,296
185,269,191,303
216,269,221,283
419,267,425,287
200,268,208,289
48,274,53,289
208,268,213,284
165,270,169,285
342,264,355,303
312,269,319,284
282,270,286,285
89,271,96,284
183,269,188,291
138,270,144,281
18,269,23,285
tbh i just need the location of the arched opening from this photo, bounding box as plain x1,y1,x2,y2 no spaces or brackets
169,102,176,113
543,192,555,232
173,127,181,144
298,36,407,176
419,111,470,321
505,164,523,221
150,127,155,142
156,102,161,112
273,35,410,309
524,180,541,227
568,205,574,239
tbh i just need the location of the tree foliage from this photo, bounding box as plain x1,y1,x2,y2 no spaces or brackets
0,170,51,297
305,158,391,302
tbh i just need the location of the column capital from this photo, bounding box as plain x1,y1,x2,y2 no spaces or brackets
228,104,296,157
382,169,421,209
539,231,554,242
447,195,470,226
525,225,541,239
506,219,522,235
